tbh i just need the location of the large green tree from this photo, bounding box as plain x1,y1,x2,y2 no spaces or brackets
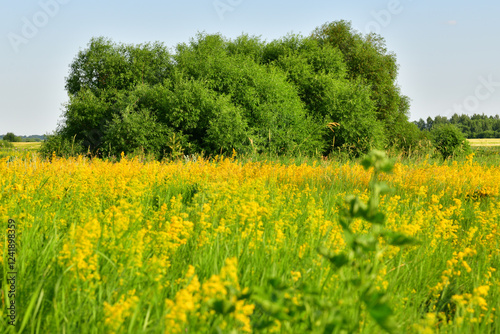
174,33,323,155
60,37,175,156
3,132,21,142
262,35,385,155
311,21,411,147
65,37,173,96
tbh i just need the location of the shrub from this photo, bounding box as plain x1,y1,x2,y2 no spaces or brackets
431,124,471,159
3,132,21,142
0,140,14,148
39,133,85,159
388,121,431,157
65,37,173,96
103,107,172,159
60,87,121,152
153,73,250,155
311,21,412,153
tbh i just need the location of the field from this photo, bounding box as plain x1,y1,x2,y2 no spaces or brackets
1,152,500,333
0,142,41,160
468,138,500,147
11,142,42,150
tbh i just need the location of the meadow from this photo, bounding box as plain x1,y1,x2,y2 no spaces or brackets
11,142,42,150
1,149,500,333
468,139,500,147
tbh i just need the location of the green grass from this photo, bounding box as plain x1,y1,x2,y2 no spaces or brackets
1,148,499,333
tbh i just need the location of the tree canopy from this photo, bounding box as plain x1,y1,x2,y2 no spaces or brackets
2,132,21,142
45,21,416,159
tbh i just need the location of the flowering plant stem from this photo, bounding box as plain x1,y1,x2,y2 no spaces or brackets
319,150,418,333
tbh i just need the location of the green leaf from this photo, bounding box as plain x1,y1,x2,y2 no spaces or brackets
362,291,396,333
253,297,290,320
385,232,419,247
267,277,288,290
19,282,44,334
368,302,395,333
318,247,349,268
374,182,392,195
349,278,362,287
252,319,278,330
330,254,349,268
360,157,373,170
370,212,386,225
211,299,236,315
361,150,395,174
317,246,333,258
338,217,350,230
354,234,377,252
323,309,349,333
346,196,367,217
379,162,394,174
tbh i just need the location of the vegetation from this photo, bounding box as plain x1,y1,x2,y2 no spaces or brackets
20,135,44,142
0,140,14,149
0,140,41,160
5,18,500,333
1,150,500,333
468,138,500,147
38,133,84,158
431,124,472,159
317,150,416,332
2,132,21,142
311,21,411,151
416,113,500,138
43,20,420,159
0,134,44,142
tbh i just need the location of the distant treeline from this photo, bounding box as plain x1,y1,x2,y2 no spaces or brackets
414,114,500,138
0,133,45,142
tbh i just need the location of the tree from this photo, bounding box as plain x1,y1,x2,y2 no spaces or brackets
431,124,471,159
59,37,175,156
433,115,448,127
415,119,426,131
311,20,410,144
260,35,384,155
49,34,325,158
65,37,173,96
426,117,434,131
3,132,21,142
174,33,323,155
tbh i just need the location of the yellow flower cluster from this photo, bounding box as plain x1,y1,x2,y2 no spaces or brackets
103,289,140,334
165,258,254,333
430,247,477,298
413,312,439,334
59,217,102,284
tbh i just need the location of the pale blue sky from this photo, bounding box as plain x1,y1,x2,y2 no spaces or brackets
1,0,499,135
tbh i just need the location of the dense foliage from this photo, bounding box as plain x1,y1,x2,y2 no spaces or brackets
430,124,472,159
2,132,21,142
416,113,500,138
311,21,411,141
46,21,417,158
0,140,14,148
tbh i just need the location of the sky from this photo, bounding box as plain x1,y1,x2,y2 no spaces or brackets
1,0,500,136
